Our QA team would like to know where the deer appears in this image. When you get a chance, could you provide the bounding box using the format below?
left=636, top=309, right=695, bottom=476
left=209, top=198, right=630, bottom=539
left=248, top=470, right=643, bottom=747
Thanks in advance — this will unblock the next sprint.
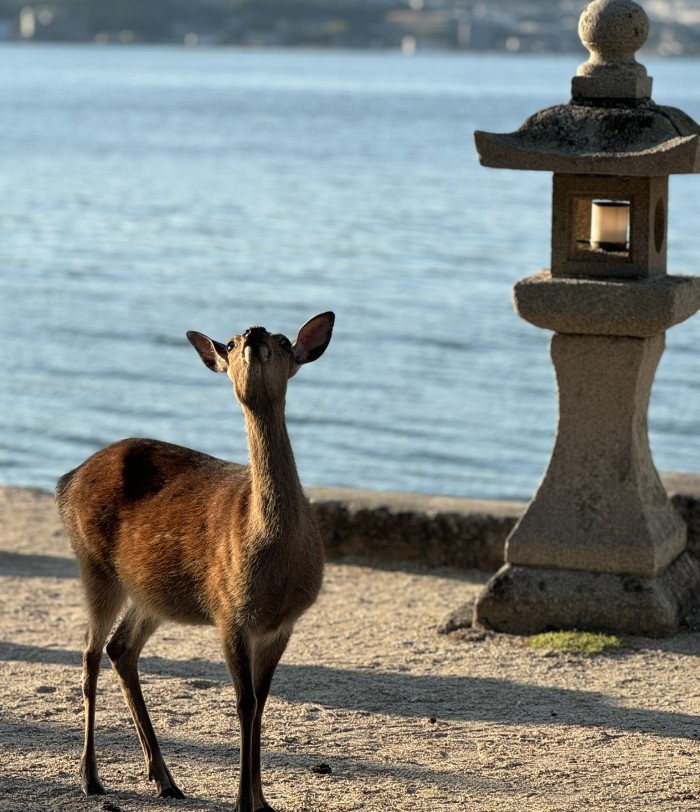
left=55, top=311, right=335, bottom=812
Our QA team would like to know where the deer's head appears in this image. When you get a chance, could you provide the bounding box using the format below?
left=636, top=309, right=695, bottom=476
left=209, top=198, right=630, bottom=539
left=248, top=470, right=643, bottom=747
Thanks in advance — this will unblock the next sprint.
left=187, top=312, right=335, bottom=409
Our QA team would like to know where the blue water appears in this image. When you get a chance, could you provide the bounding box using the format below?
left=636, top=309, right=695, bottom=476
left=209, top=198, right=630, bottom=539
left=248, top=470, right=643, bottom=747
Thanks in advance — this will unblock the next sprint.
left=1, top=44, right=699, bottom=500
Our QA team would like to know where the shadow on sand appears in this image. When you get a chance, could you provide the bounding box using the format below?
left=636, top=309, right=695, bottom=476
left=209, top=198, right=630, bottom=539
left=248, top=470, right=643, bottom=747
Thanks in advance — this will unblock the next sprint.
left=1, top=640, right=697, bottom=744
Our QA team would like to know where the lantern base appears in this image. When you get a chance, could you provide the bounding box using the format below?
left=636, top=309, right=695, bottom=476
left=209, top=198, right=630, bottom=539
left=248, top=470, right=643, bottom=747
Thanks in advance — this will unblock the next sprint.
left=473, top=552, right=700, bottom=638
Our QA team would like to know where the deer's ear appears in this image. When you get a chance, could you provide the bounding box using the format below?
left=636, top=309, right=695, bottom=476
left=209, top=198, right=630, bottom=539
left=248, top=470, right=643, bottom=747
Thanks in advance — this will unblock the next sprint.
left=292, top=312, right=335, bottom=366
left=186, top=331, right=229, bottom=373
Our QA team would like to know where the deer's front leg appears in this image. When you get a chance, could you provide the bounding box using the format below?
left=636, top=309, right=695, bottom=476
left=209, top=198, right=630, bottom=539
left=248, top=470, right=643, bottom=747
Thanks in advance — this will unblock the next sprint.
left=249, top=630, right=291, bottom=812
left=223, top=629, right=258, bottom=812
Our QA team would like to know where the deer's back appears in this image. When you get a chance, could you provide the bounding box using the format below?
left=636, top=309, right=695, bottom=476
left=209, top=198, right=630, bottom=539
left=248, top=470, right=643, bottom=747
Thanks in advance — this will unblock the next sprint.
left=56, top=438, right=324, bottom=630
left=56, top=438, right=253, bottom=624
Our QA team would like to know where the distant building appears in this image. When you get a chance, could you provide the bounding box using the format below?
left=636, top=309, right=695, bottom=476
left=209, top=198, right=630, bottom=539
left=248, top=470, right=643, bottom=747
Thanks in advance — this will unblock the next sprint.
left=5, top=0, right=700, bottom=55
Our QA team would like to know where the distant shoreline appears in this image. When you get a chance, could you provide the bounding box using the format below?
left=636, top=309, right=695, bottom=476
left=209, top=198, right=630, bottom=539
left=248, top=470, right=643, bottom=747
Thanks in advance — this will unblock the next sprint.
left=2, top=39, right=696, bottom=59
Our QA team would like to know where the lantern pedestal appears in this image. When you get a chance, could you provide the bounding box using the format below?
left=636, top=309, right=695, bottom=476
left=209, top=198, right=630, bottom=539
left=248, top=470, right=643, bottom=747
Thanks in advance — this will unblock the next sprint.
left=509, top=331, right=685, bottom=577
left=474, top=280, right=700, bottom=635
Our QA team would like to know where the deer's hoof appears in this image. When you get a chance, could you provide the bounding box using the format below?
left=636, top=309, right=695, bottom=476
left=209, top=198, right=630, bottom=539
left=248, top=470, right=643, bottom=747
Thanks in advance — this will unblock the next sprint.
left=80, top=775, right=106, bottom=796
left=159, top=785, right=186, bottom=799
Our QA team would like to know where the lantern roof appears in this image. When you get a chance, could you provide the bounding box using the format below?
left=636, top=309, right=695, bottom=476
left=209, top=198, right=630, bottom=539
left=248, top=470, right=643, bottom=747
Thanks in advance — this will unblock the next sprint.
left=475, top=0, right=700, bottom=176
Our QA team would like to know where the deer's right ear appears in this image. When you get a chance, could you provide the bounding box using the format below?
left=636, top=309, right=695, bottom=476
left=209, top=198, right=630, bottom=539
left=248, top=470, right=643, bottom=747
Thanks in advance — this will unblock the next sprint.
left=186, top=331, right=229, bottom=373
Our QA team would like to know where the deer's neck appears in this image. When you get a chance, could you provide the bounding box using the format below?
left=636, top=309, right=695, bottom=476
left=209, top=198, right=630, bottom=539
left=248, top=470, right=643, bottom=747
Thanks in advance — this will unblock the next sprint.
left=244, top=403, right=305, bottom=538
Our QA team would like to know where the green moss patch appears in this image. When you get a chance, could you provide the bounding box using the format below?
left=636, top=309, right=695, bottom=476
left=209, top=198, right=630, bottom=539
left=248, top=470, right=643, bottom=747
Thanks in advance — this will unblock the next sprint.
left=526, top=630, right=628, bottom=656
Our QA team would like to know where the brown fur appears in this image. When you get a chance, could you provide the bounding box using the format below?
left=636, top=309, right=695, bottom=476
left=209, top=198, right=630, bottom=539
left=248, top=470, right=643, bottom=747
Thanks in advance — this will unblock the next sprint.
left=55, top=313, right=334, bottom=811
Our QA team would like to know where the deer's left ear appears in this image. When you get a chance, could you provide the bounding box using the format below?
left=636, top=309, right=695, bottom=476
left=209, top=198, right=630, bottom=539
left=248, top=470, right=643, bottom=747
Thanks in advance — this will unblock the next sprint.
left=186, top=331, right=229, bottom=373
left=292, top=312, right=335, bottom=366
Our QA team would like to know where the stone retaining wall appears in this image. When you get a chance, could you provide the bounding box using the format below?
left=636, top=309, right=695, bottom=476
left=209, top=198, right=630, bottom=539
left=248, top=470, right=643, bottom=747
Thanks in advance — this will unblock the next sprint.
left=308, top=472, right=700, bottom=571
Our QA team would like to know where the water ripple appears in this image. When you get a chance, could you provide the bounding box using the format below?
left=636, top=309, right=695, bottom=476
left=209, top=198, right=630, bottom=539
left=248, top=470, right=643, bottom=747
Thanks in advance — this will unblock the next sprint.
left=1, top=46, right=699, bottom=498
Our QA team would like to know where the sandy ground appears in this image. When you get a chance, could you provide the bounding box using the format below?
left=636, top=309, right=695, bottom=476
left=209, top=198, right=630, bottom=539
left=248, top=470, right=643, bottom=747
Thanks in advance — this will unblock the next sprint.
left=1, top=486, right=700, bottom=812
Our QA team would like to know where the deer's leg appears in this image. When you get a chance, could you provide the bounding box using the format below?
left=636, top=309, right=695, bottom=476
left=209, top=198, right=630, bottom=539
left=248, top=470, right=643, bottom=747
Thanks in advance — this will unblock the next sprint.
left=222, top=628, right=258, bottom=812
left=79, top=569, right=125, bottom=796
left=106, top=606, right=184, bottom=799
left=250, top=631, right=291, bottom=812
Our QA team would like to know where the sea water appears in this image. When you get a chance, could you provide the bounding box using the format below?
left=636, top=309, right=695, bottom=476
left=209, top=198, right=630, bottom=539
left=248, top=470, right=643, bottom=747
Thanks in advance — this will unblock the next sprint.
left=1, top=44, right=698, bottom=499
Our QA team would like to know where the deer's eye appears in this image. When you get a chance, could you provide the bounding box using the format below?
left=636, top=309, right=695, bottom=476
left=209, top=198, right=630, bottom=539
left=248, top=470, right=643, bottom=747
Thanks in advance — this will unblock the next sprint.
left=226, top=340, right=236, bottom=353
left=278, top=336, right=292, bottom=352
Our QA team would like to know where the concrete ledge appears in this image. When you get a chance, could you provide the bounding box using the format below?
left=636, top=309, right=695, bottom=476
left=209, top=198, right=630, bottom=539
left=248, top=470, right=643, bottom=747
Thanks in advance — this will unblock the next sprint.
left=307, top=486, right=523, bottom=571
left=307, top=472, right=700, bottom=571
left=664, top=472, right=700, bottom=563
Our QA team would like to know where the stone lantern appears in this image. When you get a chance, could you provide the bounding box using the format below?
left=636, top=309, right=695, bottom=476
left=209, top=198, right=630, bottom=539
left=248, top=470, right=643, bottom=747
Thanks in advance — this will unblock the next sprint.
left=473, top=0, right=700, bottom=636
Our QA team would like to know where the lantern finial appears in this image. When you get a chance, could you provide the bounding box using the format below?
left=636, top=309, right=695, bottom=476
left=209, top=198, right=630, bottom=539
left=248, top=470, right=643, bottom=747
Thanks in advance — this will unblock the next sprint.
left=573, top=0, right=652, bottom=101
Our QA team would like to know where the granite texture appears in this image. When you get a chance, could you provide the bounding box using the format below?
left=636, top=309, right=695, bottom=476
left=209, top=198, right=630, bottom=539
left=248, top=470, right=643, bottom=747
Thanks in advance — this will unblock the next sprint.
left=473, top=552, right=700, bottom=637
left=514, top=271, right=700, bottom=336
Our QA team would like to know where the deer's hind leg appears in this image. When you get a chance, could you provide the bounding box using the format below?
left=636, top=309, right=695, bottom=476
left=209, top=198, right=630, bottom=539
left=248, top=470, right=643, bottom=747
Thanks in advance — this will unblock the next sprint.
left=105, top=604, right=184, bottom=799
left=78, top=562, right=127, bottom=795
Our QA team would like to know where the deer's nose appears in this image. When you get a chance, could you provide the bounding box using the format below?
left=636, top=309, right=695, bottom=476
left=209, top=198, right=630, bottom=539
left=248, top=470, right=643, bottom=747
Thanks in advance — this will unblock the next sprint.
left=242, top=327, right=270, bottom=365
